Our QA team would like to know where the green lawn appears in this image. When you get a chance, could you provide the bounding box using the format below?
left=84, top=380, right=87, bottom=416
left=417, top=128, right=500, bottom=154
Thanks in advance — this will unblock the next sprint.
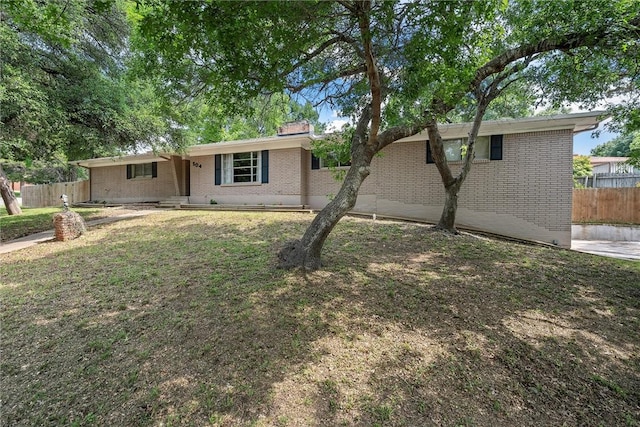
left=0, top=207, right=140, bottom=242
left=1, top=210, right=638, bottom=426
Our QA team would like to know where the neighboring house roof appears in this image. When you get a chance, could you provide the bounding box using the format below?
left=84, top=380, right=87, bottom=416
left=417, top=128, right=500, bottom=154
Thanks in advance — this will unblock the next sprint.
left=71, top=111, right=606, bottom=168
left=588, top=156, right=639, bottom=175
left=589, top=157, right=630, bottom=165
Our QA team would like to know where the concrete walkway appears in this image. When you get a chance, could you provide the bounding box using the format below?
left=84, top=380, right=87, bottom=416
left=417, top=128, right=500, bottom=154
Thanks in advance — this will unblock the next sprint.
left=0, top=210, right=160, bottom=255
left=571, top=240, right=640, bottom=261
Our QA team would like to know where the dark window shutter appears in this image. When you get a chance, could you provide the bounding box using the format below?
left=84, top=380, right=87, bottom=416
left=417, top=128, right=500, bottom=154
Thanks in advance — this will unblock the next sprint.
left=151, top=162, right=158, bottom=178
left=261, top=150, right=269, bottom=183
left=490, top=135, right=503, bottom=160
left=426, top=141, right=434, bottom=164
left=214, top=154, right=221, bottom=185
left=126, top=164, right=132, bottom=179
left=311, top=152, right=320, bottom=169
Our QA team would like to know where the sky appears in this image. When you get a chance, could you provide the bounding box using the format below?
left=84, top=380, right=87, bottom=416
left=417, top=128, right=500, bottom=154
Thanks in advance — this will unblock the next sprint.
left=319, top=109, right=619, bottom=156
left=573, top=122, right=618, bottom=155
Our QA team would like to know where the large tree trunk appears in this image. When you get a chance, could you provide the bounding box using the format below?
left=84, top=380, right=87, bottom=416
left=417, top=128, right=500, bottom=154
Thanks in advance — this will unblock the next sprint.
left=436, top=181, right=461, bottom=233
left=428, top=91, right=494, bottom=235
left=278, top=155, right=372, bottom=270
left=0, top=166, right=22, bottom=215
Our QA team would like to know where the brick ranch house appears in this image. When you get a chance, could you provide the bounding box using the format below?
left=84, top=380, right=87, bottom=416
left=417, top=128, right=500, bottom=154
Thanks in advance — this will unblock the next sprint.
left=72, top=111, right=604, bottom=248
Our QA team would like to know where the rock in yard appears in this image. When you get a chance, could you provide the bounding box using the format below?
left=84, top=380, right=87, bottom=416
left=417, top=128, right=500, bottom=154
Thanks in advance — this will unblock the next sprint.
left=53, top=211, right=87, bottom=241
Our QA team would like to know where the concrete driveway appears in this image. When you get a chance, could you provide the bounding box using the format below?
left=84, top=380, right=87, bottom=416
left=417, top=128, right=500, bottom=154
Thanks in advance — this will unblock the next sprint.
left=571, top=240, right=640, bottom=261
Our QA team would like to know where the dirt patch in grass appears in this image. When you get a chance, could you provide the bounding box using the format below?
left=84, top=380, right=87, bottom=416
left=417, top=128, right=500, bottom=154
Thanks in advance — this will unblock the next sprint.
left=1, top=211, right=638, bottom=426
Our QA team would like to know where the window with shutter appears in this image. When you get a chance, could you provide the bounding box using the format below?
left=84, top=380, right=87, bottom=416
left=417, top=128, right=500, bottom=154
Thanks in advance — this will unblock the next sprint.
left=311, top=153, right=320, bottom=170
left=490, top=135, right=503, bottom=160
left=426, top=136, right=502, bottom=163
left=126, top=162, right=156, bottom=179
left=217, top=152, right=262, bottom=184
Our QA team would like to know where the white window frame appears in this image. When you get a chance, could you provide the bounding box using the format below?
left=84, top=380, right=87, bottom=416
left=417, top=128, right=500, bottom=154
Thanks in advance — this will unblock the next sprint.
left=443, top=136, right=491, bottom=162
left=222, top=151, right=261, bottom=184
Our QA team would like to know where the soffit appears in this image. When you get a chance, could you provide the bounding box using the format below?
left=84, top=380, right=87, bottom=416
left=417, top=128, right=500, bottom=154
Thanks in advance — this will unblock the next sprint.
left=187, top=134, right=315, bottom=157
left=396, top=111, right=607, bottom=142
left=70, top=153, right=171, bottom=168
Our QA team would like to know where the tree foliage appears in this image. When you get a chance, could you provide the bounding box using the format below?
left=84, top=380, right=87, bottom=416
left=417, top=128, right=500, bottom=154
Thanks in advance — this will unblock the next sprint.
left=591, top=132, right=636, bottom=157
left=2, top=159, right=87, bottom=185
left=627, top=132, right=640, bottom=168
left=0, top=0, right=181, bottom=163
left=572, top=155, right=593, bottom=188
left=187, top=93, right=324, bottom=144
left=1, top=0, right=188, bottom=214
left=590, top=131, right=640, bottom=169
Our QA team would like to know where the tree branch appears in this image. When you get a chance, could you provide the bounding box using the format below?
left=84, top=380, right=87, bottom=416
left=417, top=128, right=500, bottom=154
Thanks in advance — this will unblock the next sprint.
left=289, top=35, right=344, bottom=71
left=285, top=64, right=366, bottom=93
left=425, top=120, right=455, bottom=187
left=429, top=17, right=639, bottom=118
left=356, top=0, right=382, bottom=147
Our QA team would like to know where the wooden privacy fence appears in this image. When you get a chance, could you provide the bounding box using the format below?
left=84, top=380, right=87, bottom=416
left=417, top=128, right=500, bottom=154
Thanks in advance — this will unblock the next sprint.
left=22, top=180, right=90, bottom=208
left=573, top=188, right=640, bottom=224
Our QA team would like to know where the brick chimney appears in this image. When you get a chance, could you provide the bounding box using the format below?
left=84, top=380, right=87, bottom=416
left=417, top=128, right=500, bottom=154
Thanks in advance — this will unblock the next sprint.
left=277, top=120, right=314, bottom=136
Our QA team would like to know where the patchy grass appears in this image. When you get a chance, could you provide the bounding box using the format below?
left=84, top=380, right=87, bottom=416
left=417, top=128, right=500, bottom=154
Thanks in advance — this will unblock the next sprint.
left=0, top=207, right=143, bottom=242
left=1, top=210, right=638, bottom=426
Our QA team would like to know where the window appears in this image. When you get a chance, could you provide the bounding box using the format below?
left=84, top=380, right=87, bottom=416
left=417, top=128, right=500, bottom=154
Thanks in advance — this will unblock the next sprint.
left=311, top=153, right=351, bottom=169
left=443, top=136, right=491, bottom=162
left=320, top=156, right=351, bottom=169
left=126, top=162, right=157, bottom=179
left=443, top=139, right=464, bottom=162
left=223, top=151, right=260, bottom=183
left=215, top=151, right=269, bottom=185
left=427, top=135, right=502, bottom=164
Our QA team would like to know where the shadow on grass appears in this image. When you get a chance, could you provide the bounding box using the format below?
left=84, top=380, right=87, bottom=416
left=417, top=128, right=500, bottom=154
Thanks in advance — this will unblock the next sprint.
left=1, top=211, right=638, bottom=426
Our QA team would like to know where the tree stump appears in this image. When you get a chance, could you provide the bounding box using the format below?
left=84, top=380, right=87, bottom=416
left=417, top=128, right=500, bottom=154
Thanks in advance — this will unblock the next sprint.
left=53, top=211, right=87, bottom=241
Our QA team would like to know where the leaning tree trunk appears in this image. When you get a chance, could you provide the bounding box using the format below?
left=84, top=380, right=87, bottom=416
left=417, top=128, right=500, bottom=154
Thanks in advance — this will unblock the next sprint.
left=0, top=166, right=22, bottom=215
left=436, top=180, right=462, bottom=234
left=278, top=154, right=373, bottom=271
left=428, top=89, right=493, bottom=235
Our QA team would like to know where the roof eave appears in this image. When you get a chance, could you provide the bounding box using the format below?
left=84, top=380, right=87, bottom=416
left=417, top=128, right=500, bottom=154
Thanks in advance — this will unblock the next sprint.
left=396, top=111, right=607, bottom=143
left=187, top=134, right=316, bottom=157
left=70, top=153, right=172, bottom=168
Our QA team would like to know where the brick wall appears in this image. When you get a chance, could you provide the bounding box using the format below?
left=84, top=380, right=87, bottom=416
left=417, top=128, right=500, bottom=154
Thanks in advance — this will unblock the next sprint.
left=307, top=129, right=573, bottom=247
left=188, top=148, right=305, bottom=205
left=88, top=129, right=574, bottom=246
left=90, top=161, right=176, bottom=203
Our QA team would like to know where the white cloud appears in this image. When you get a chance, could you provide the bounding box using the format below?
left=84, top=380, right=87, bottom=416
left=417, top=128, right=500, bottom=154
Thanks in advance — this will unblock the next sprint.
left=325, top=119, right=349, bottom=133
